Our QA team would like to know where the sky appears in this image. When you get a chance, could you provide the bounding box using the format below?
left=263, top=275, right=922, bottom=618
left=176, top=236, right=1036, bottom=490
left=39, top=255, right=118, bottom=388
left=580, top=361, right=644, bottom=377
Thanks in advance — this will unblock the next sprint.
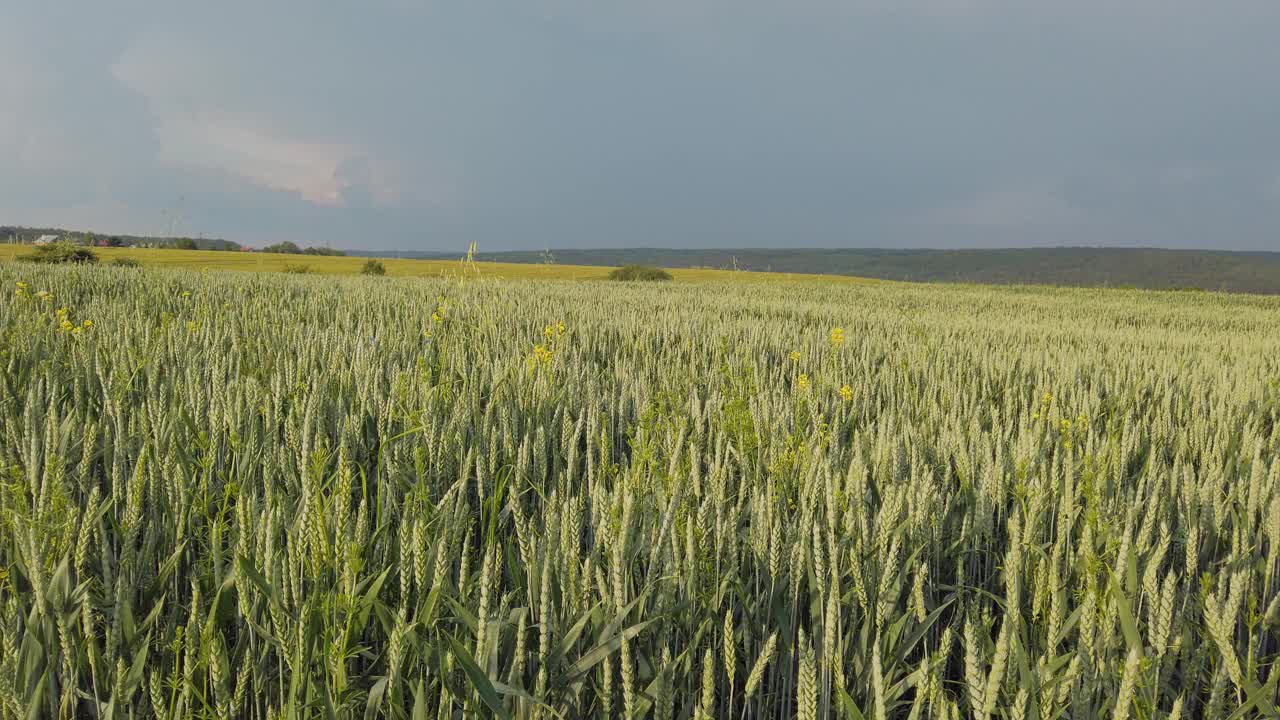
left=2, top=2, right=1279, bottom=252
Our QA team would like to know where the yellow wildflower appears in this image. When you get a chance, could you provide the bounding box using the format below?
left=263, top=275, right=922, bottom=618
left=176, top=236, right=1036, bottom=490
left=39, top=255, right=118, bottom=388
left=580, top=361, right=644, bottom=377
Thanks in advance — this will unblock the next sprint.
left=838, top=385, right=853, bottom=402
left=796, top=373, right=810, bottom=392
left=830, top=327, right=845, bottom=348
left=36, top=290, right=51, bottom=301
left=431, top=299, right=448, bottom=324
left=82, top=320, right=93, bottom=329
left=789, top=350, right=801, bottom=363
left=527, top=343, right=554, bottom=368
left=182, top=291, right=191, bottom=298
left=186, top=321, right=198, bottom=332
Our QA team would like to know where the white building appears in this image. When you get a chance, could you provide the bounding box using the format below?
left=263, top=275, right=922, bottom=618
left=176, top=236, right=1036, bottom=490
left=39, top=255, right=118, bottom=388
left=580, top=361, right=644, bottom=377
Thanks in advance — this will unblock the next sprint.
left=33, top=234, right=59, bottom=245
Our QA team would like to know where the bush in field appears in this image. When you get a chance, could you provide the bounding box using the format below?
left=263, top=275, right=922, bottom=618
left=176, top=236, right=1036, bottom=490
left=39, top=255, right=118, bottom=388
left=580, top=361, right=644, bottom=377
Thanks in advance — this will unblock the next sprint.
left=361, top=259, right=387, bottom=276
left=608, top=264, right=672, bottom=281
left=18, top=242, right=98, bottom=264
left=263, top=241, right=303, bottom=254
left=282, top=263, right=313, bottom=274
left=1, top=262, right=1278, bottom=718
left=111, top=257, right=142, bottom=268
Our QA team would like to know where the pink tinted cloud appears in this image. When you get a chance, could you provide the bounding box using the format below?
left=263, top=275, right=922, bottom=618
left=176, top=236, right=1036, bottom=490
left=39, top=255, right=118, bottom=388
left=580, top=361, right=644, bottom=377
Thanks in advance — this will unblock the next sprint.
left=111, top=34, right=394, bottom=208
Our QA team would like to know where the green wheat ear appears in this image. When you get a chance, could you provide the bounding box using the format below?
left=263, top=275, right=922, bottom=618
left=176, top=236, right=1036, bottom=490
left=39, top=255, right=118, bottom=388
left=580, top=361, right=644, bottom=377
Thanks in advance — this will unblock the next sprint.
left=0, top=260, right=1275, bottom=717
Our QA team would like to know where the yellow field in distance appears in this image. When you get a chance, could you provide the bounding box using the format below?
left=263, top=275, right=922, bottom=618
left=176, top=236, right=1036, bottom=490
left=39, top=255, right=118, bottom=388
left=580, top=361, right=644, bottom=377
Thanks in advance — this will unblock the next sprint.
left=0, top=245, right=879, bottom=285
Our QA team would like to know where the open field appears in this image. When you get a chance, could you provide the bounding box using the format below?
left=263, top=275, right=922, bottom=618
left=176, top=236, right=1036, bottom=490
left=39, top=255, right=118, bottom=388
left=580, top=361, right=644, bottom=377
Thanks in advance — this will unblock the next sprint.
left=2, top=263, right=1280, bottom=718
left=0, top=245, right=881, bottom=286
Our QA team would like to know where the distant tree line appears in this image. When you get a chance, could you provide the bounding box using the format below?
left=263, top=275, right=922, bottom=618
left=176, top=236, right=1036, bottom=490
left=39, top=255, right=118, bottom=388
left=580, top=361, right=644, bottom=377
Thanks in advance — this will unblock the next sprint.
left=261, top=241, right=345, bottom=256
left=2, top=225, right=342, bottom=256
left=468, top=247, right=1280, bottom=295
left=3, top=226, right=241, bottom=251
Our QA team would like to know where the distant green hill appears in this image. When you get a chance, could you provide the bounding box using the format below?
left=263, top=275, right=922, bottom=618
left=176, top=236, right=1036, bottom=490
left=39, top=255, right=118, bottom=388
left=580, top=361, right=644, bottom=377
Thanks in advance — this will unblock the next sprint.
left=452, top=247, right=1280, bottom=294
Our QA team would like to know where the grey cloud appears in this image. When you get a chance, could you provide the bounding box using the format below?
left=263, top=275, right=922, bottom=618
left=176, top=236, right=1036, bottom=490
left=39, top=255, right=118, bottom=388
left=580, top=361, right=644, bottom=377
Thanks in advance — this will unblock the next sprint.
left=1, top=2, right=1278, bottom=250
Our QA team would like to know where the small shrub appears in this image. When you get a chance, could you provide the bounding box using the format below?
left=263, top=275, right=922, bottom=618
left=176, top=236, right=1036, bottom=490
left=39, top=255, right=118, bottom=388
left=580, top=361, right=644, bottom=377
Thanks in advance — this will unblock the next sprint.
left=608, top=264, right=673, bottom=282
left=111, top=257, right=142, bottom=268
left=283, top=264, right=313, bottom=274
left=19, top=243, right=98, bottom=265
left=361, top=259, right=387, bottom=276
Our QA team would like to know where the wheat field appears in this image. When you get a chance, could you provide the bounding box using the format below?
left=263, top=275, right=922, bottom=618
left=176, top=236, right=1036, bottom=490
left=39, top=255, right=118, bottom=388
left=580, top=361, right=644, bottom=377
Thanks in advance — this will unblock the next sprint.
left=2, top=262, right=1279, bottom=718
